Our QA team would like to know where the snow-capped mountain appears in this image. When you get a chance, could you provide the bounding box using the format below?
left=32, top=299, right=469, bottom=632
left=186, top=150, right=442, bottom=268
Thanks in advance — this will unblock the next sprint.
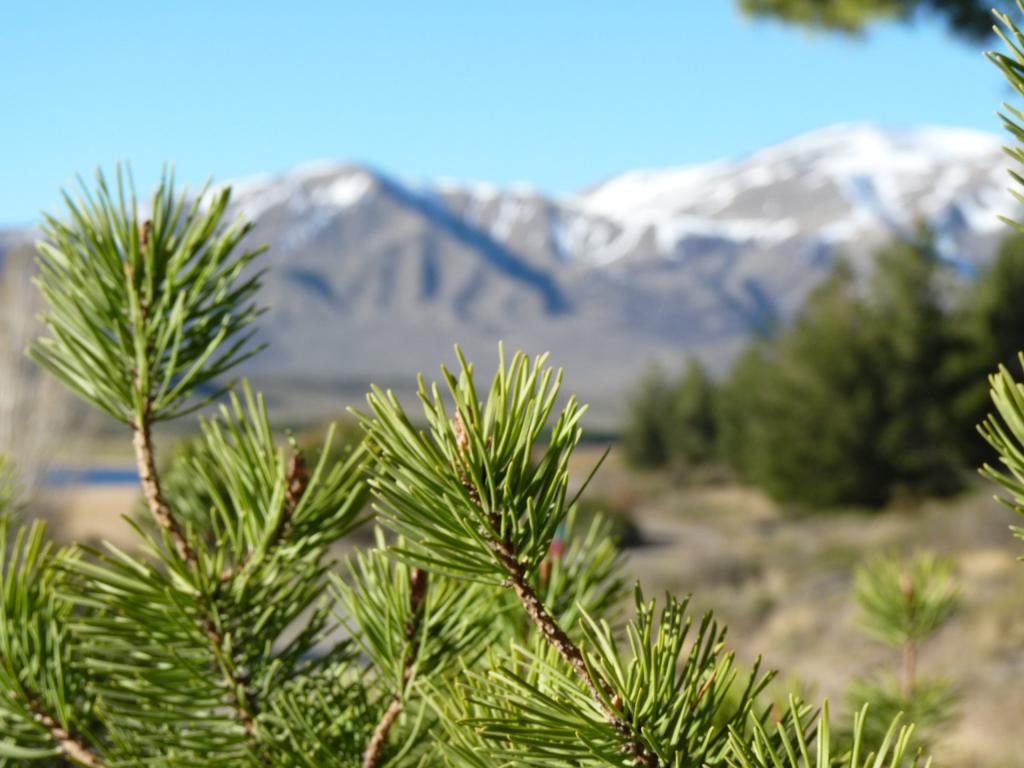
left=1, top=124, right=1017, bottom=421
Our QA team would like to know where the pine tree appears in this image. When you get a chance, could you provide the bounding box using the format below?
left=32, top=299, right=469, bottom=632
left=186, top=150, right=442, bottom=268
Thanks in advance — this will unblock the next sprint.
left=621, top=364, right=674, bottom=469
left=846, top=552, right=959, bottom=753
left=717, top=232, right=967, bottom=508
left=666, top=358, right=717, bottom=471
left=621, top=358, right=717, bottom=473
left=867, top=231, right=963, bottom=497
left=719, top=259, right=891, bottom=506
left=0, top=167, right=926, bottom=767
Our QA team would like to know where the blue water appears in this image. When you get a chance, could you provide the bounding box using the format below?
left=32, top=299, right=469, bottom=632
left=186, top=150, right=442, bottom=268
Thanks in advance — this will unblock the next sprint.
left=45, top=466, right=139, bottom=487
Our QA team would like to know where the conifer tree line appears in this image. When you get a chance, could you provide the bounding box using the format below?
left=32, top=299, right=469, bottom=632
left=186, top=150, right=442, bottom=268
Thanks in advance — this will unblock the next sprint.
left=6, top=4, right=1024, bottom=766
left=623, top=228, right=1024, bottom=507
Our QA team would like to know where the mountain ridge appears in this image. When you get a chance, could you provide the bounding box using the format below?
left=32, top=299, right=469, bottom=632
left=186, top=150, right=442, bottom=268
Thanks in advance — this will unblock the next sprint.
left=1, top=124, right=1018, bottom=423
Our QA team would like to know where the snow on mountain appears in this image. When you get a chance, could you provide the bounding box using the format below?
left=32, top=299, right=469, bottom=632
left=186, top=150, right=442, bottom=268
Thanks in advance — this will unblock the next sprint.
left=2, top=124, right=1018, bottom=422
left=574, top=124, right=1010, bottom=266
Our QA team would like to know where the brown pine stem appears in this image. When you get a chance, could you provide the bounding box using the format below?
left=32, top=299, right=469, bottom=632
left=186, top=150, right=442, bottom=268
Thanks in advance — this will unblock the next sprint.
left=899, top=570, right=917, bottom=700
left=28, top=699, right=104, bottom=768
left=493, top=538, right=657, bottom=767
left=362, top=567, right=429, bottom=768
left=132, top=417, right=194, bottom=563
left=132, top=408, right=270, bottom=750
left=451, top=416, right=656, bottom=765
left=901, top=640, right=917, bottom=700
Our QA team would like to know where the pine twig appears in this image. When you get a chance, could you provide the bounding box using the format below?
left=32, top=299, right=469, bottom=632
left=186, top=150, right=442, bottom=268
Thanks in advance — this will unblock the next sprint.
left=132, top=415, right=194, bottom=564
left=494, top=538, right=657, bottom=767
left=131, top=410, right=321, bottom=750
left=451, top=415, right=657, bottom=767
left=205, top=451, right=313, bottom=746
left=27, top=698, right=104, bottom=768
left=362, top=567, right=429, bottom=768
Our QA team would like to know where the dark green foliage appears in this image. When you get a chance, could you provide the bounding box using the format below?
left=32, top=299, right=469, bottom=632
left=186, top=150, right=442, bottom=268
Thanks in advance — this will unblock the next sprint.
left=667, top=359, right=718, bottom=469
left=948, top=233, right=1024, bottom=462
left=729, top=260, right=888, bottom=506
left=714, top=345, right=769, bottom=484
left=738, top=0, right=1008, bottom=41
left=717, top=234, right=967, bottom=508
left=963, top=233, right=1024, bottom=376
left=867, top=234, right=963, bottom=497
left=622, top=365, right=674, bottom=469
left=621, top=358, right=716, bottom=472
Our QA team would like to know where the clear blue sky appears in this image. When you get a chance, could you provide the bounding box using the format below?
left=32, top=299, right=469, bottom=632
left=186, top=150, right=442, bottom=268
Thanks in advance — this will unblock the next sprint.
left=0, top=1, right=1010, bottom=227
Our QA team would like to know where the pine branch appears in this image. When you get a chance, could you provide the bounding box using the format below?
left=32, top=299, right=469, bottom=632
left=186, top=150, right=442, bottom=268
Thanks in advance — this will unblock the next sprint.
left=451, top=415, right=656, bottom=766
left=492, top=528, right=657, bottom=766
left=362, top=567, right=429, bottom=768
left=130, top=404, right=272, bottom=749
left=26, top=697, right=104, bottom=768
left=218, top=449, right=310, bottom=583
left=132, top=413, right=194, bottom=563
left=198, top=610, right=260, bottom=737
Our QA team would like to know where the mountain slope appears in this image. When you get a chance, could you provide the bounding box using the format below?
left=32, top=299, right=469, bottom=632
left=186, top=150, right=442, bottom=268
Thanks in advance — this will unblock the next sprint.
left=2, top=124, right=1017, bottom=422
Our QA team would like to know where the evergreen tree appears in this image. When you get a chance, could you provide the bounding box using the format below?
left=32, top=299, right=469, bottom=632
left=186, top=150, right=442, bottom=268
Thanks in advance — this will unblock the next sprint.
left=621, top=364, right=674, bottom=469
left=621, top=358, right=717, bottom=473
left=720, top=259, right=890, bottom=506
left=867, top=232, right=963, bottom=496
left=846, top=552, right=959, bottom=753
left=717, top=233, right=965, bottom=508
left=964, top=232, right=1024, bottom=373
left=948, top=231, right=1024, bottom=461
left=667, top=358, right=718, bottom=469
left=715, top=343, right=770, bottom=482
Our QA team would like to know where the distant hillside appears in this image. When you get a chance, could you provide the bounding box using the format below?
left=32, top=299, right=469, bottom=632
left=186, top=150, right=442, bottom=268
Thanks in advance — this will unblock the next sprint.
left=2, top=124, right=1018, bottom=424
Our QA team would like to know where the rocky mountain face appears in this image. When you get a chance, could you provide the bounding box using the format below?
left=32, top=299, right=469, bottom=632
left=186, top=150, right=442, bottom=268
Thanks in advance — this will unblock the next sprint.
left=2, top=124, right=1017, bottom=422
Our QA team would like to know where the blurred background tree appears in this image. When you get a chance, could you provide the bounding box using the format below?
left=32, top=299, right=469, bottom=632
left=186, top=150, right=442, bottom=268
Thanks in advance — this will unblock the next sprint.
left=622, top=227, right=1024, bottom=508
left=621, top=358, right=717, bottom=474
left=621, top=364, right=674, bottom=469
left=666, top=358, right=718, bottom=468
left=948, top=232, right=1024, bottom=462
left=846, top=551, right=960, bottom=753
left=737, top=0, right=1012, bottom=41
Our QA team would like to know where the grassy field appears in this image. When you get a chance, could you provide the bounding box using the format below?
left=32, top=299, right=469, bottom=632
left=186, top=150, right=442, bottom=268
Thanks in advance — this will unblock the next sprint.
left=32, top=444, right=1024, bottom=766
